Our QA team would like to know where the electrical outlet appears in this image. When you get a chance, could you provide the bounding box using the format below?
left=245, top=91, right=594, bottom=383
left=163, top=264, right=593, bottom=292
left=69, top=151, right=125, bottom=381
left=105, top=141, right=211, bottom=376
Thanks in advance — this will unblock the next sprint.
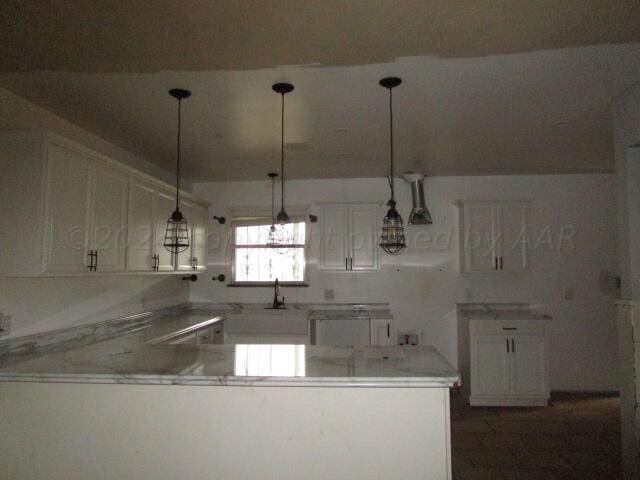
left=0, top=314, right=11, bottom=337
left=398, top=332, right=419, bottom=346
left=324, top=289, right=335, bottom=301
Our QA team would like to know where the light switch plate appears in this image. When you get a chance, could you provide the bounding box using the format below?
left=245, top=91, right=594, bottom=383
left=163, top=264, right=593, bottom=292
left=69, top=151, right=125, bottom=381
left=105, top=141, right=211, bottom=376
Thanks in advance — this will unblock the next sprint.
left=0, top=314, right=11, bottom=337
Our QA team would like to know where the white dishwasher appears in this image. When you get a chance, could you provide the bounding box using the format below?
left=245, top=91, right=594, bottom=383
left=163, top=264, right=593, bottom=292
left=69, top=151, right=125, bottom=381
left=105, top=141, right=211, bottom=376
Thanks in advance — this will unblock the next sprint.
left=315, top=319, right=370, bottom=346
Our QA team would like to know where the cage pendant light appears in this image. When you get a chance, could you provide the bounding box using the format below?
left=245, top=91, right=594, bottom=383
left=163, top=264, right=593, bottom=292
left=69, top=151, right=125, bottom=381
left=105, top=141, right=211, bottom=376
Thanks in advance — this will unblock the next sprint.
left=379, top=77, right=406, bottom=255
left=266, top=172, right=291, bottom=254
left=273, top=82, right=294, bottom=225
left=163, top=88, right=191, bottom=254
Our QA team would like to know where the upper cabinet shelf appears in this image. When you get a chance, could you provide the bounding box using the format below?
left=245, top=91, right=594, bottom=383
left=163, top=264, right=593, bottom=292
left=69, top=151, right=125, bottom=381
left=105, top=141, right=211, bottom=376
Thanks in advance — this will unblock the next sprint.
left=456, top=200, right=530, bottom=273
left=0, top=131, right=209, bottom=277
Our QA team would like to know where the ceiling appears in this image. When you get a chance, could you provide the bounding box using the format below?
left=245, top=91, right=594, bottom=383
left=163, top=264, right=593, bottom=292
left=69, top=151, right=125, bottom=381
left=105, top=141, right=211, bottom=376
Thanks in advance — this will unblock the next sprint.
left=2, top=0, right=639, bottom=73
left=1, top=1, right=640, bottom=182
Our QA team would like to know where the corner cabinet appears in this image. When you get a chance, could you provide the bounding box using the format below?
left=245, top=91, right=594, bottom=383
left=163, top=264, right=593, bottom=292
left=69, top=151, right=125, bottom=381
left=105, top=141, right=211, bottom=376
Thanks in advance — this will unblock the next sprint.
left=318, top=203, right=379, bottom=272
left=457, top=201, right=529, bottom=273
left=0, top=131, right=209, bottom=276
left=470, top=319, right=549, bottom=406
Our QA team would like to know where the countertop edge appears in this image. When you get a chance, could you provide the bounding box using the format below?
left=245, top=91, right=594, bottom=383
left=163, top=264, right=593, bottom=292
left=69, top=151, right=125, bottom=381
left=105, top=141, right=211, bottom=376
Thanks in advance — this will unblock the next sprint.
left=0, top=372, right=461, bottom=388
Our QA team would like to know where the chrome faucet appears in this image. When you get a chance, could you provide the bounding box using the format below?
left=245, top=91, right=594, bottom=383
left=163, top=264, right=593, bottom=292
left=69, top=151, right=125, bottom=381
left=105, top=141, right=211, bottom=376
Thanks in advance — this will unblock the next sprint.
left=272, top=278, right=286, bottom=309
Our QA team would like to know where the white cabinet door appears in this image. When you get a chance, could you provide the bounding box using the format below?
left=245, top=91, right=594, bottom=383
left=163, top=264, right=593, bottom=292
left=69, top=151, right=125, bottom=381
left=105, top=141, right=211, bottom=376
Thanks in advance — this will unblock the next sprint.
left=315, top=319, right=371, bottom=346
left=176, top=200, right=195, bottom=271
left=126, top=179, right=155, bottom=272
left=349, top=204, right=379, bottom=271
left=192, top=205, right=208, bottom=271
left=497, top=203, right=528, bottom=272
left=319, top=205, right=349, bottom=270
left=511, top=335, right=547, bottom=396
left=43, top=144, right=92, bottom=273
left=462, top=203, right=498, bottom=272
left=471, top=334, right=511, bottom=396
left=153, top=190, right=176, bottom=271
left=370, top=319, right=392, bottom=346
left=92, top=165, right=128, bottom=272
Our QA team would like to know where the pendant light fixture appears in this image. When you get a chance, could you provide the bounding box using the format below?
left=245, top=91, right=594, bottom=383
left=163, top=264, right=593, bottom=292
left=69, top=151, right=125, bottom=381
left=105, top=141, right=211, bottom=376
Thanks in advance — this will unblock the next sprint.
left=163, top=88, right=191, bottom=254
left=266, top=172, right=290, bottom=254
left=378, top=77, right=406, bottom=255
left=273, top=82, right=294, bottom=225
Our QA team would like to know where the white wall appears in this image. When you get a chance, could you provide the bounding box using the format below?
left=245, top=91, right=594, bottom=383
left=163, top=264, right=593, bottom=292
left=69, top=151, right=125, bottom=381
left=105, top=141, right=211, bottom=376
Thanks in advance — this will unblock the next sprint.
left=192, top=174, right=619, bottom=391
left=0, top=276, right=189, bottom=338
left=613, top=82, right=640, bottom=479
left=614, top=84, right=640, bottom=299
left=0, top=88, right=190, bottom=337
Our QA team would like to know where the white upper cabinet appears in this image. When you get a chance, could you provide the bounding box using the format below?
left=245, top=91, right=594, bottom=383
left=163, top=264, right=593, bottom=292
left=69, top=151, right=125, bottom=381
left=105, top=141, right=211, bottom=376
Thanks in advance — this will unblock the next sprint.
left=91, top=164, right=128, bottom=272
left=153, top=190, right=178, bottom=272
left=126, top=179, right=156, bottom=272
left=191, top=204, right=208, bottom=272
left=43, top=143, right=93, bottom=273
left=318, top=203, right=379, bottom=272
left=349, top=204, right=379, bottom=271
left=318, top=204, right=349, bottom=270
left=457, top=201, right=529, bottom=273
left=498, top=203, right=529, bottom=272
left=0, top=131, right=209, bottom=276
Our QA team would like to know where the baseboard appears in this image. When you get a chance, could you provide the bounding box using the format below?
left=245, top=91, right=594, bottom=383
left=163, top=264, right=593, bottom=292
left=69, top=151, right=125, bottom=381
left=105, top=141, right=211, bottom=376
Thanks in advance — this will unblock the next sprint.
left=470, top=395, right=549, bottom=407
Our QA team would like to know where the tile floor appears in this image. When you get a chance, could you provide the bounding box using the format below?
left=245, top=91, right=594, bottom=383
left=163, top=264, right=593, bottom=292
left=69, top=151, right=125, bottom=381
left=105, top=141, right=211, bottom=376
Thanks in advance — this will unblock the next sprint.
left=451, top=392, right=623, bottom=479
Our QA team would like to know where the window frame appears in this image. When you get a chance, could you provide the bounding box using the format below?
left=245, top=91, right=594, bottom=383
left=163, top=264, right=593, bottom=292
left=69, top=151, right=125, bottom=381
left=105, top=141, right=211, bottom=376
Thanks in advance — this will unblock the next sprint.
left=228, top=206, right=309, bottom=287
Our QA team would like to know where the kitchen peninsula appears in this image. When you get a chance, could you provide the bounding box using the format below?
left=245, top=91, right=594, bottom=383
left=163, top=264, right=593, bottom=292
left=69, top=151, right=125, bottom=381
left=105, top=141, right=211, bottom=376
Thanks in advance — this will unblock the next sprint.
left=0, top=305, right=460, bottom=480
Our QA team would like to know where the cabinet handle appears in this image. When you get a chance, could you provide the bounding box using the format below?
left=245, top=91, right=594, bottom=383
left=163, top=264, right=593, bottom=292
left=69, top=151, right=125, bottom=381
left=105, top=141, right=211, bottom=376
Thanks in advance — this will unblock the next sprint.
left=494, top=257, right=498, bottom=270
left=512, top=338, right=515, bottom=353
left=87, top=250, right=95, bottom=271
left=94, top=250, right=98, bottom=271
left=345, top=257, right=348, bottom=270
left=506, top=338, right=510, bottom=353
left=387, top=323, right=390, bottom=337
left=500, top=256, right=503, bottom=270
left=502, top=327, right=517, bottom=331
left=349, top=257, right=353, bottom=271
left=192, top=257, right=198, bottom=270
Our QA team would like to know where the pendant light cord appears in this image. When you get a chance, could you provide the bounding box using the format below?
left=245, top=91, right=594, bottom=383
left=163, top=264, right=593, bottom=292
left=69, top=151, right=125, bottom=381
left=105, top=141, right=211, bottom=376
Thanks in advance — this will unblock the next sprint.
left=271, top=175, right=275, bottom=225
left=280, top=92, right=286, bottom=211
left=388, top=87, right=395, bottom=202
left=175, top=97, right=182, bottom=211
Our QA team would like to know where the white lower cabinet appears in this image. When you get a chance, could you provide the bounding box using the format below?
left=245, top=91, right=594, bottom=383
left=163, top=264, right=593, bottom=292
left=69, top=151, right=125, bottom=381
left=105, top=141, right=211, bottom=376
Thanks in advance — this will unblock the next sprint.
left=314, top=317, right=394, bottom=346
left=370, top=318, right=393, bottom=346
left=470, top=319, right=549, bottom=406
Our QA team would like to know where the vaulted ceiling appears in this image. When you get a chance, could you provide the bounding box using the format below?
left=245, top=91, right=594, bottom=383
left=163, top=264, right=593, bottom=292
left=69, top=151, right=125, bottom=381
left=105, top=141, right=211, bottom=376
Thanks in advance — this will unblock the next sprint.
left=1, top=1, right=640, bottom=181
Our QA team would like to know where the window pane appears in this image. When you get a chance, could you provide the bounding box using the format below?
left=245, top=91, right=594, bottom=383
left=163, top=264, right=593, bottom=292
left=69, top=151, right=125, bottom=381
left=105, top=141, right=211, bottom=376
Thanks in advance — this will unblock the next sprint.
left=234, top=222, right=305, bottom=246
left=234, top=247, right=305, bottom=282
left=235, top=226, right=248, bottom=245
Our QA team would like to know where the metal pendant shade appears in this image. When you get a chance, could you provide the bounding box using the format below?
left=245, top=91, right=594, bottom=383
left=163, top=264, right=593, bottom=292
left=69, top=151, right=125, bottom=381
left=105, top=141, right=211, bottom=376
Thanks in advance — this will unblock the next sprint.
left=266, top=172, right=291, bottom=254
left=379, top=77, right=406, bottom=255
left=163, top=88, right=191, bottom=254
left=273, top=82, right=293, bottom=225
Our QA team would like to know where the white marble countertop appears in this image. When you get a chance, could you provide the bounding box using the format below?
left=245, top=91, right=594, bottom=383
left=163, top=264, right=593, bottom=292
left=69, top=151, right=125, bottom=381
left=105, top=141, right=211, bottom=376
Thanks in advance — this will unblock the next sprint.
left=308, top=309, right=394, bottom=321
left=0, top=312, right=459, bottom=388
left=459, top=310, right=551, bottom=320
left=457, top=303, right=551, bottom=321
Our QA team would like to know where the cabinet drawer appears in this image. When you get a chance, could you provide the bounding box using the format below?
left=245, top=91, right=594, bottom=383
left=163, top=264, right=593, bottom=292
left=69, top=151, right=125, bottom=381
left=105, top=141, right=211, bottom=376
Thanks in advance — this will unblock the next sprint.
left=470, top=319, right=545, bottom=336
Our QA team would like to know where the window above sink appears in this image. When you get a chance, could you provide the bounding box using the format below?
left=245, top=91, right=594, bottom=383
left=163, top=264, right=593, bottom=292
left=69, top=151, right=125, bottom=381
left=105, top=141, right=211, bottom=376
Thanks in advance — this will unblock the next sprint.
left=230, top=207, right=308, bottom=286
